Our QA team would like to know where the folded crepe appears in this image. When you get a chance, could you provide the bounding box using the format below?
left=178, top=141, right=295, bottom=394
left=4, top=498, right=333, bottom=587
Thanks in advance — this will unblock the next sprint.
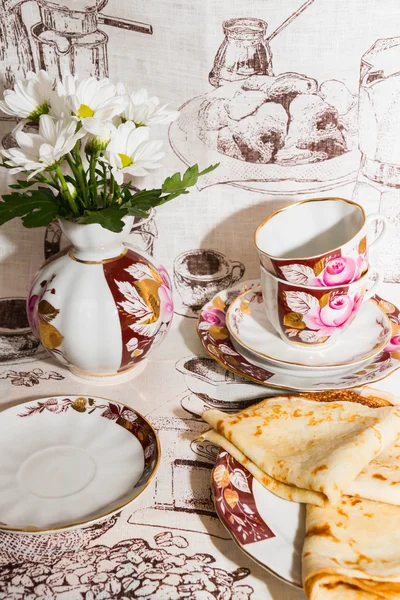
left=201, top=396, right=400, bottom=507
left=303, top=497, right=400, bottom=599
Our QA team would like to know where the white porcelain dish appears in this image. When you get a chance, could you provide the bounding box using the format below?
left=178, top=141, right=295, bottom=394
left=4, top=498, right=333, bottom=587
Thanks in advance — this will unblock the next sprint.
left=0, top=396, right=159, bottom=533
left=226, top=286, right=391, bottom=373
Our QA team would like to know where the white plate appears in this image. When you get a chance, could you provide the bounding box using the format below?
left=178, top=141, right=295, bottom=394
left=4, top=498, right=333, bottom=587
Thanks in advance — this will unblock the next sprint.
left=0, top=396, right=160, bottom=533
left=212, top=448, right=303, bottom=589
left=226, top=287, right=391, bottom=372
left=197, top=280, right=400, bottom=391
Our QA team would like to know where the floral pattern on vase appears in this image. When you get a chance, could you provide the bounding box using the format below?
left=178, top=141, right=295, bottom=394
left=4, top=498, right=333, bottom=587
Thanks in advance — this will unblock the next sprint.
left=104, top=251, right=174, bottom=371
left=27, top=220, right=174, bottom=381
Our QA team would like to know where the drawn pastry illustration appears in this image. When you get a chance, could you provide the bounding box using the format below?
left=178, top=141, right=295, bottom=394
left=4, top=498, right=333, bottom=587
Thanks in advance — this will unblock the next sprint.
left=169, top=9, right=360, bottom=194
left=0, top=530, right=254, bottom=599
left=173, top=249, right=245, bottom=317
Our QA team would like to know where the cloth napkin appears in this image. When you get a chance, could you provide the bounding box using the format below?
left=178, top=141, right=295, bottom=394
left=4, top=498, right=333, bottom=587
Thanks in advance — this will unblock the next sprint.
left=201, top=396, right=400, bottom=507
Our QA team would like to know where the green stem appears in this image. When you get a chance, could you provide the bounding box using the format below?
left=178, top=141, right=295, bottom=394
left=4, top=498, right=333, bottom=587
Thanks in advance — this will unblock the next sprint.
left=34, top=173, right=59, bottom=191
left=109, top=172, right=115, bottom=204
left=89, top=152, right=98, bottom=209
left=65, top=154, right=85, bottom=210
left=55, top=165, right=79, bottom=217
left=102, top=163, right=108, bottom=208
left=73, top=141, right=89, bottom=208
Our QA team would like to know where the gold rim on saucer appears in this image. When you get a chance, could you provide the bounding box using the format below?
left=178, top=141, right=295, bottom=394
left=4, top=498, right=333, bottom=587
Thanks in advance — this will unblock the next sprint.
left=0, top=396, right=160, bottom=534
left=225, top=286, right=392, bottom=369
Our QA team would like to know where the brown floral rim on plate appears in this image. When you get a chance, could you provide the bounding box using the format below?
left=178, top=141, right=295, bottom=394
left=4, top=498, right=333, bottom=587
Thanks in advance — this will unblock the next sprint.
left=0, top=396, right=160, bottom=533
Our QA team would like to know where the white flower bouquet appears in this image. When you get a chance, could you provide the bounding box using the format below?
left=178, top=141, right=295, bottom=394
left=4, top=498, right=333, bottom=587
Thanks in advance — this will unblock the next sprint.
left=0, top=71, right=217, bottom=232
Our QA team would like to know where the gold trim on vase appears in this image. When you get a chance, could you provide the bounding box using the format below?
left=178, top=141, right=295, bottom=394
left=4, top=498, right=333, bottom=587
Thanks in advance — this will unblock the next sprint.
left=0, top=396, right=161, bottom=534
left=254, top=197, right=367, bottom=260
left=68, top=247, right=128, bottom=264
left=225, top=287, right=391, bottom=369
left=70, top=364, right=141, bottom=378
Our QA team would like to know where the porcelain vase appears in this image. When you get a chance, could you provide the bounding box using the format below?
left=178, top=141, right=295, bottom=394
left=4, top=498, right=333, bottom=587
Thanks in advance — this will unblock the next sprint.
left=26, top=217, right=174, bottom=384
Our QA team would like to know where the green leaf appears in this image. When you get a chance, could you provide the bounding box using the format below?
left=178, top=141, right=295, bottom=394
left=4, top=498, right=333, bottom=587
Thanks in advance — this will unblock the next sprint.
left=162, top=163, right=219, bottom=195
left=9, top=179, right=36, bottom=190
left=199, top=163, right=220, bottom=176
left=0, top=190, right=60, bottom=228
left=75, top=205, right=128, bottom=232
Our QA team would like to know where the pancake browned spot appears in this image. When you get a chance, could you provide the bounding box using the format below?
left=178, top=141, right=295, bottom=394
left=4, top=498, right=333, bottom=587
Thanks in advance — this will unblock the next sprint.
left=372, top=473, right=387, bottom=480
left=311, top=464, right=329, bottom=475
left=254, top=425, right=262, bottom=437
left=305, top=524, right=339, bottom=543
left=299, top=390, right=393, bottom=407
left=349, top=498, right=362, bottom=506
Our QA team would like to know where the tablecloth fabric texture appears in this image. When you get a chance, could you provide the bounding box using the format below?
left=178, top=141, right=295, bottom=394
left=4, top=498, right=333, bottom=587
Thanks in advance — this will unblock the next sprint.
left=1, top=1, right=400, bottom=599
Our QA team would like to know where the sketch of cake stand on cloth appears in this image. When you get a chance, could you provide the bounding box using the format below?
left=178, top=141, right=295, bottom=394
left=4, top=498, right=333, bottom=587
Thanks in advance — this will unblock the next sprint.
left=170, top=78, right=361, bottom=195
left=169, top=17, right=361, bottom=195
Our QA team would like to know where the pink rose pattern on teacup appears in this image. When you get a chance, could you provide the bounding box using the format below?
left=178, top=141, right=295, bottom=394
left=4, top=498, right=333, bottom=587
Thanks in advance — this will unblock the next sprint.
left=281, top=287, right=363, bottom=345
left=270, top=236, right=368, bottom=287
left=385, top=334, right=400, bottom=353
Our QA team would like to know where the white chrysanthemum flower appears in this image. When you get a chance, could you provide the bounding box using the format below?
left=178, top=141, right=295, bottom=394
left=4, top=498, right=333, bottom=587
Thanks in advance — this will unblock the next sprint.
left=85, top=122, right=116, bottom=154
left=49, top=89, right=73, bottom=123
left=120, top=88, right=179, bottom=126
left=104, top=121, right=164, bottom=184
left=58, top=72, right=125, bottom=137
left=1, top=114, right=85, bottom=178
left=0, top=70, right=54, bottom=121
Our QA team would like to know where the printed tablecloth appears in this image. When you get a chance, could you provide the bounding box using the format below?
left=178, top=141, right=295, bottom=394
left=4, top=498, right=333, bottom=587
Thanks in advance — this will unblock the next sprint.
left=1, top=1, right=400, bottom=598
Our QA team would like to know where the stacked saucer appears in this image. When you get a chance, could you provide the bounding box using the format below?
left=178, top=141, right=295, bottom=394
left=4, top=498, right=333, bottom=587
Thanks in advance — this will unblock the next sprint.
left=197, top=198, right=400, bottom=392
left=226, top=285, right=391, bottom=379
left=197, top=279, right=400, bottom=392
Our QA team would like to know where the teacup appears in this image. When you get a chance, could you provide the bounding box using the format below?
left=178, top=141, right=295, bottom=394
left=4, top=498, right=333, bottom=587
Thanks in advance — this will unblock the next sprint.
left=255, top=198, right=388, bottom=286
left=174, top=249, right=245, bottom=310
left=260, top=264, right=382, bottom=348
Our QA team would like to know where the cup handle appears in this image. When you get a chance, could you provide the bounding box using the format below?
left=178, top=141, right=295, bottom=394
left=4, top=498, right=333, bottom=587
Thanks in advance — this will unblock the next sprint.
left=364, top=266, right=383, bottom=301
left=231, top=261, right=245, bottom=284
left=366, top=213, right=389, bottom=250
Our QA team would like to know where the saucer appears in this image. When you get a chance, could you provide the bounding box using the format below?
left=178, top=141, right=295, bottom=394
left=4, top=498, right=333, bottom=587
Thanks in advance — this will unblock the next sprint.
left=197, top=280, right=400, bottom=392
left=0, top=396, right=160, bottom=532
left=226, top=287, right=391, bottom=372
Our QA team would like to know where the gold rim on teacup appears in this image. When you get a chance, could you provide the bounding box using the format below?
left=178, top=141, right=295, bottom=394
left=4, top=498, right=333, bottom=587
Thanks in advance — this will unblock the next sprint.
left=254, top=197, right=367, bottom=261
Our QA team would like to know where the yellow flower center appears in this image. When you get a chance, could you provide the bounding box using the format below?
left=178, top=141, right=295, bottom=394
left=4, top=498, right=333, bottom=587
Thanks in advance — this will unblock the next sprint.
left=78, top=104, right=95, bottom=118
left=118, top=153, right=133, bottom=168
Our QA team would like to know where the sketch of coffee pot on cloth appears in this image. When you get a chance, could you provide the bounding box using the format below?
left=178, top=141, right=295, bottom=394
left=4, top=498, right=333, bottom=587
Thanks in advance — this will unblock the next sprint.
left=0, top=0, right=153, bottom=82
left=0, top=0, right=34, bottom=88
left=209, top=0, right=316, bottom=87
